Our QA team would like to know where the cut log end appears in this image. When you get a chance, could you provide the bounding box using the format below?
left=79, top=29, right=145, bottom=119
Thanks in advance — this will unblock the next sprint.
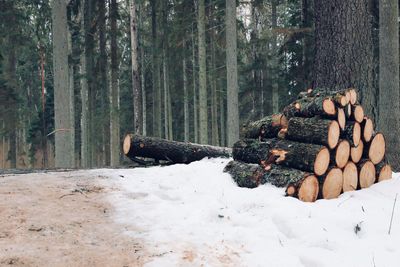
left=353, top=105, right=364, bottom=123
left=350, top=140, right=363, bottom=164
left=363, top=118, right=373, bottom=142
left=378, top=164, right=392, bottom=182
left=337, top=108, right=346, bottom=130
left=359, top=161, right=376, bottom=188
left=298, top=175, right=319, bottom=202
left=123, top=134, right=132, bottom=155
left=349, top=89, right=357, bottom=105
left=343, top=161, right=358, bottom=192
left=369, top=133, right=386, bottom=164
left=279, top=114, right=289, bottom=129
left=335, top=140, right=350, bottom=169
left=314, top=147, right=330, bottom=176
left=328, top=120, right=340, bottom=149
left=353, top=122, right=361, bottom=147
left=323, top=98, right=336, bottom=115
left=322, top=168, right=343, bottom=199
left=345, top=91, right=351, bottom=103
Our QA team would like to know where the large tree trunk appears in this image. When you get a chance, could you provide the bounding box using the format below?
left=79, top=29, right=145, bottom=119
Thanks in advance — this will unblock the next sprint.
left=226, top=0, right=239, bottom=147
left=52, top=0, right=75, bottom=168
left=198, top=0, right=208, bottom=144
left=123, top=134, right=231, bottom=164
left=313, top=0, right=375, bottom=120
left=110, top=0, right=120, bottom=167
left=130, top=0, right=143, bottom=135
left=378, top=0, right=400, bottom=171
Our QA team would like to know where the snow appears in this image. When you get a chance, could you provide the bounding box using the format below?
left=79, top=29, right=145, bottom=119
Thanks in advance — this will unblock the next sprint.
left=103, top=158, right=400, bottom=267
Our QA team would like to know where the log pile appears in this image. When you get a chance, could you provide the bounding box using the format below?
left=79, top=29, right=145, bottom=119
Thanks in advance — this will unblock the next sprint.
left=224, top=88, right=392, bottom=202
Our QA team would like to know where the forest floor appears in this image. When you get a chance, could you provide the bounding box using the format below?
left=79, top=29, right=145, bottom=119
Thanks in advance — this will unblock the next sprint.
left=1, top=158, right=400, bottom=267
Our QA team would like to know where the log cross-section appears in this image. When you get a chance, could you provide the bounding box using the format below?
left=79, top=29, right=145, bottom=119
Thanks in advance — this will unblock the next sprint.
left=363, top=133, right=386, bottom=164
left=318, top=167, right=343, bottom=199
left=358, top=160, right=376, bottom=189
left=123, top=134, right=231, bottom=164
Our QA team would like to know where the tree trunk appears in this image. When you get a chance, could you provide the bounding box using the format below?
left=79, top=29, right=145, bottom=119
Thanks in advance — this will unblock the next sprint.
left=286, top=117, right=340, bottom=149
left=240, top=114, right=287, bottom=139
left=313, top=0, right=374, bottom=120
left=183, top=50, right=189, bottom=142
left=232, top=138, right=330, bottom=176
left=271, top=0, right=279, bottom=113
left=123, top=134, right=231, bottom=164
left=138, top=2, right=146, bottom=136
left=198, top=0, right=208, bottom=144
left=151, top=0, right=161, bottom=138
left=192, top=25, right=199, bottom=143
left=110, top=0, right=120, bottom=167
left=52, top=0, right=75, bottom=168
left=130, top=0, right=143, bottom=135
left=209, top=3, right=219, bottom=146
left=219, top=79, right=226, bottom=147
left=378, top=0, right=400, bottom=171
left=226, top=0, right=239, bottom=146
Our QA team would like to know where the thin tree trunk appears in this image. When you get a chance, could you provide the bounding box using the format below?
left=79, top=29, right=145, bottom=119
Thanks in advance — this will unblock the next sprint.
left=192, top=25, right=198, bottom=143
left=209, top=4, right=219, bottom=146
left=167, top=76, right=173, bottom=140
left=163, top=50, right=168, bottom=139
left=151, top=0, right=161, bottom=138
left=138, top=1, right=146, bottom=136
left=226, top=0, right=239, bottom=147
left=219, top=78, right=226, bottom=147
left=130, top=0, right=143, bottom=135
left=183, top=51, right=189, bottom=142
left=52, top=0, right=75, bottom=168
left=378, top=0, right=400, bottom=170
left=67, top=15, right=75, bottom=166
left=198, top=0, right=208, bottom=144
left=271, top=0, right=279, bottom=113
left=110, top=0, right=120, bottom=167
left=313, top=0, right=374, bottom=121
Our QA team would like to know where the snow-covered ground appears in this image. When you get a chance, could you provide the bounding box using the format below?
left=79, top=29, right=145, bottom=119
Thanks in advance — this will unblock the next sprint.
left=104, top=158, right=400, bottom=267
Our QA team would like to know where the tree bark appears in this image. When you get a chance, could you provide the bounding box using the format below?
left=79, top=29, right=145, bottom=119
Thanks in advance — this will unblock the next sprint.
left=183, top=49, right=189, bottom=142
left=110, top=0, right=120, bottom=167
left=232, top=138, right=330, bottom=176
left=198, top=0, right=208, bottom=144
left=313, top=0, right=375, bottom=121
left=192, top=25, right=199, bottom=143
left=271, top=0, right=279, bottom=113
left=123, top=134, right=231, bottom=164
left=378, top=0, right=400, bottom=171
left=226, top=0, right=239, bottom=146
left=240, top=114, right=287, bottom=139
left=52, top=0, right=75, bottom=168
left=130, top=0, right=143, bottom=135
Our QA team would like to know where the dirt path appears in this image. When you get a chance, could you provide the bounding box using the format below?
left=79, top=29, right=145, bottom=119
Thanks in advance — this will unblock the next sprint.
left=0, top=171, right=148, bottom=267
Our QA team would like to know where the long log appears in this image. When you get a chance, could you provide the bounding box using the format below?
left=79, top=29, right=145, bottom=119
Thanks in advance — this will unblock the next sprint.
left=343, top=161, right=358, bottom=192
left=123, top=134, right=231, bottom=164
left=283, top=95, right=336, bottom=118
left=223, top=161, right=319, bottom=202
left=232, top=138, right=330, bottom=176
left=298, top=88, right=351, bottom=107
left=363, top=133, right=386, bottom=164
left=318, top=167, right=343, bottom=199
left=286, top=117, right=340, bottom=149
left=240, top=114, right=288, bottom=139
left=341, top=121, right=361, bottom=147
left=358, top=159, right=376, bottom=189
left=375, top=160, right=392, bottom=182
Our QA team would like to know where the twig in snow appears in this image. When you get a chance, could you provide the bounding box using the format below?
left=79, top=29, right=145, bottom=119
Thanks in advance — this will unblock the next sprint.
left=388, top=193, right=398, bottom=235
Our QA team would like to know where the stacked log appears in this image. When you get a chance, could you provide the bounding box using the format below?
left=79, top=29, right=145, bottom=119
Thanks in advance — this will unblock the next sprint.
left=224, top=88, right=392, bottom=202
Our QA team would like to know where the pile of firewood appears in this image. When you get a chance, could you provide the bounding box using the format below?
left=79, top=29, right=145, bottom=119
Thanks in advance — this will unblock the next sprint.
left=224, top=88, right=392, bottom=202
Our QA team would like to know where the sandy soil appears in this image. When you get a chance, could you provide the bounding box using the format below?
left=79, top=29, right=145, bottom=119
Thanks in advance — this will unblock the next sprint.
left=0, top=171, right=148, bottom=267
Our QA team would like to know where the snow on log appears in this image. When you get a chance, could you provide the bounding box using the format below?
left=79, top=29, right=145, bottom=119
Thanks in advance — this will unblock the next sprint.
left=232, top=138, right=330, bottom=176
left=123, top=134, right=231, bottom=164
left=286, top=117, right=340, bottom=149
left=240, top=114, right=288, bottom=139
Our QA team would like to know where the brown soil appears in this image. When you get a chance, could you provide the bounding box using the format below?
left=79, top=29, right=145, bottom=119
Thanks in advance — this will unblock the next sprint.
left=0, top=171, right=149, bottom=267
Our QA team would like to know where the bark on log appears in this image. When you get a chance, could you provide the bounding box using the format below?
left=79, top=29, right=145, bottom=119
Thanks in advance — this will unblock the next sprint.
left=286, top=117, right=340, bottom=149
left=298, top=88, right=351, bottom=107
left=331, top=140, right=350, bottom=168
left=123, top=134, right=231, bottom=164
left=358, top=159, right=376, bottom=189
left=232, top=138, right=330, bottom=176
left=341, top=121, right=361, bottom=147
left=343, top=161, right=358, bottom=192
left=240, top=114, right=288, bottom=139
left=318, top=167, right=343, bottom=199
left=375, top=160, right=392, bottom=182
left=361, top=117, right=374, bottom=142
left=283, top=95, right=336, bottom=119
left=363, top=133, right=386, bottom=164
left=350, top=140, right=364, bottom=164
left=223, top=161, right=319, bottom=202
